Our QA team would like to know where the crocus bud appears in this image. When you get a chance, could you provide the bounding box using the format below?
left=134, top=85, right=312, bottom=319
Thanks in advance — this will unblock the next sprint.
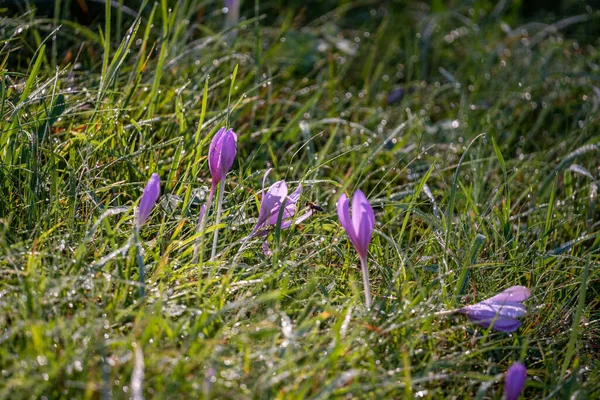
left=336, top=190, right=375, bottom=259
left=208, top=127, right=237, bottom=187
left=504, top=362, right=527, bottom=400
left=137, top=173, right=160, bottom=227
left=458, top=286, right=531, bottom=332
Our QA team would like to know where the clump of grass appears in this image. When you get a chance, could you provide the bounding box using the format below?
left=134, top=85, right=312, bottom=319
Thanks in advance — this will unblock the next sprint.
left=1, top=1, right=599, bottom=398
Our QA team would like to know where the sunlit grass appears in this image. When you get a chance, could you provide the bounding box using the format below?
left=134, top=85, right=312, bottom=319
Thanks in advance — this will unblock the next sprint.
left=0, top=1, right=599, bottom=398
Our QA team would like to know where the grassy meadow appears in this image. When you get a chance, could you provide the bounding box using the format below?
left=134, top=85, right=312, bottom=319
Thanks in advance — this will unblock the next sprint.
left=1, top=0, right=599, bottom=398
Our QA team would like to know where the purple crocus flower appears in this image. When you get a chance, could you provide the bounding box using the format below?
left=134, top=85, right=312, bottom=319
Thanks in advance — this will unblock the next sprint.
left=194, top=127, right=237, bottom=263
left=458, top=286, right=531, bottom=332
left=253, top=179, right=288, bottom=232
left=208, top=127, right=237, bottom=187
left=251, top=173, right=311, bottom=237
left=137, top=173, right=160, bottom=228
left=337, top=189, right=375, bottom=308
left=504, top=362, right=527, bottom=400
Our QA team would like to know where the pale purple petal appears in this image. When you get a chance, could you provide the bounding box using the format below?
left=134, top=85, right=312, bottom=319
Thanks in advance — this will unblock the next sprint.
left=460, top=286, right=531, bottom=332
left=459, top=301, right=526, bottom=332
left=351, top=189, right=374, bottom=258
left=293, top=209, right=313, bottom=225
left=255, top=180, right=288, bottom=229
left=279, top=208, right=313, bottom=230
left=268, top=202, right=296, bottom=225
left=337, top=193, right=356, bottom=246
left=256, top=208, right=312, bottom=237
left=288, top=184, right=302, bottom=203
left=459, top=303, right=498, bottom=320
left=137, top=173, right=160, bottom=227
left=484, top=318, right=522, bottom=332
left=219, top=129, right=237, bottom=177
left=486, top=286, right=531, bottom=303
left=505, top=362, right=527, bottom=400
left=463, top=301, right=527, bottom=319
left=262, top=168, right=273, bottom=193
left=486, top=301, right=527, bottom=318
left=459, top=308, right=519, bottom=331
left=208, top=127, right=227, bottom=186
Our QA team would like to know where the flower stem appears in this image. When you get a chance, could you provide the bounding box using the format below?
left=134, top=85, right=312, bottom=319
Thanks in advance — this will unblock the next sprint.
left=133, top=228, right=145, bottom=299
left=210, top=177, right=226, bottom=261
left=359, top=255, right=372, bottom=309
left=193, top=185, right=215, bottom=264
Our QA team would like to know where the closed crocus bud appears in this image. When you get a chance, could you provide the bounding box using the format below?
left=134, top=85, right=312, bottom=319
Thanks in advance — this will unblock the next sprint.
left=459, top=286, right=531, bottom=332
left=337, top=189, right=375, bottom=308
left=208, top=127, right=237, bottom=187
left=504, top=362, right=527, bottom=400
left=137, top=173, right=160, bottom=227
left=337, top=190, right=375, bottom=260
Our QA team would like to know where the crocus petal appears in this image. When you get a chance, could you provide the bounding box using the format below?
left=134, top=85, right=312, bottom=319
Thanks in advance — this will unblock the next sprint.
left=337, top=193, right=357, bottom=247
left=463, top=301, right=527, bottom=319
left=459, top=303, right=499, bottom=320
left=486, top=286, right=531, bottom=303
left=262, top=168, right=273, bottom=193
left=268, top=202, right=296, bottom=225
left=274, top=207, right=313, bottom=231
left=464, top=313, right=522, bottom=332
left=484, top=318, right=522, bottom=332
left=256, top=180, right=288, bottom=229
left=351, top=190, right=375, bottom=258
left=288, top=184, right=302, bottom=203
left=219, top=129, right=237, bottom=177
left=505, top=362, right=527, bottom=400
left=255, top=207, right=312, bottom=238
left=293, top=209, right=313, bottom=225
left=208, top=127, right=227, bottom=186
left=487, top=301, right=527, bottom=318
left=137, top=173, right=161, bottom=227
left=460, top=286, right=531, bottom=333
left=459, top=302, right=525, bottom=332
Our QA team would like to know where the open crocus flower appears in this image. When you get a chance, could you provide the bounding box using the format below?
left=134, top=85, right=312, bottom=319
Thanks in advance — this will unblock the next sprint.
left=504, top=362, right=527, bottom=400
left=232, top=171, right=314, bottom=261
left=137, top=173, right=160, bottom=228
left=458, top=286, right=531, bottom=332
left=251, top=174, right=312, bottom=238
left=337, top=189, right=375, bottom=308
